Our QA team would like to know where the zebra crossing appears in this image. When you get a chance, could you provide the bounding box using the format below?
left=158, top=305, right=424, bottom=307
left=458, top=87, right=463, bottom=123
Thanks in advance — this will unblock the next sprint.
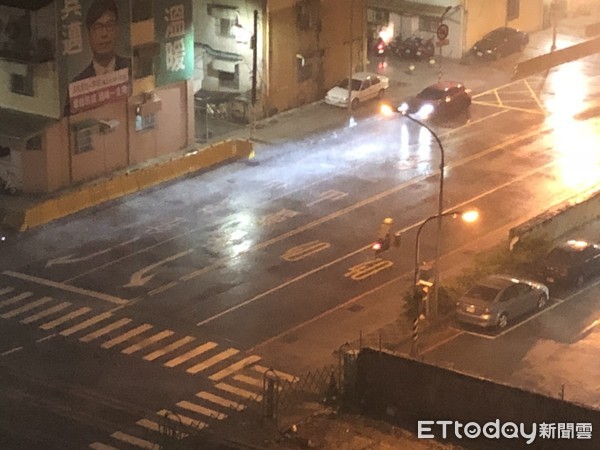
left=0, top=285, right=299, bottom=449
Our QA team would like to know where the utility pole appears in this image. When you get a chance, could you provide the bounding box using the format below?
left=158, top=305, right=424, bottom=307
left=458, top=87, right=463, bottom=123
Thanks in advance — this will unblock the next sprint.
left=251, top=9, right=259, bottom=138
left=347, top=0, right=354, bottom=115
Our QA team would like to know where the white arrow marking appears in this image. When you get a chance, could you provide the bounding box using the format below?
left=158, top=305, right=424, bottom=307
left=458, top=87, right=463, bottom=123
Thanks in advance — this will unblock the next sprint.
left=45, top=236, right=141, bottom=267
left=123, top=250, right=193, bottom=288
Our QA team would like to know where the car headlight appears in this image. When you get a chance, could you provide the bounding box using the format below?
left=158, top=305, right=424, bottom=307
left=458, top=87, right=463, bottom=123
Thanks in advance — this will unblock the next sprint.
left=416, top=103, right=434, bottom=119
left=398, top=102, right=409, bottom=113
left=486, top=49, right=493, bottom=54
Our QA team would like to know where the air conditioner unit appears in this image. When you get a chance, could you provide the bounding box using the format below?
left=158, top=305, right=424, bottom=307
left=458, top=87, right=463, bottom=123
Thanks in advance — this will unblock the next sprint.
left=99, top=119, right=120, bottom=133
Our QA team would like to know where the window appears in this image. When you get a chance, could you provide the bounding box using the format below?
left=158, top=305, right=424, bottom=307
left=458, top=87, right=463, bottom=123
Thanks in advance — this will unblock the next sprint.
left=296, top=58, right=312, bottom=82
left=26, top=135, right=42, bottom=151
left=76, top=128, right=94, bottom=154
left=367, top=9, right=389, bottom=25
left=10, top=68, right=34, bottom=96
left=419, top=16, right=438, bottom=33
left=133, top=44, right=159, bottom=79
left=135, top=111, right=156, bottom=132
left=0, top=146, right=10, bottom=159
left=296, top=2, right=311, bottom=31
left=507, top=0, right=520, bottom=21
left=219, top=18, right=236, bottom=37
left=132, top=0, right=153, bottom=22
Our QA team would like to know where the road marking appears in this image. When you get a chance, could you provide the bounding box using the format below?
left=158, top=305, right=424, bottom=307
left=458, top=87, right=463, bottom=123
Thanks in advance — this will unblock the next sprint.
left=209, top=355, right=262, bottom=381
left=79, top=318, right=132, bottom=342
left=471, top=101, right=546, bottom=115
left=143, top=336, right=195, bottom=361
left=252, top=365, right=299, bottom=383
left=122, top=329, right=174, bottom=355
left=39, top=307, right=91, bottom=331
left=89, top=443, right=119, bottom=450
left=0, top=292, right=33, bottom=308
left=2, top=271, right=128, bottom=305
left=136, top=418, right=189, bottom=437
left=215, top=382, right=262, bottom=401
left=233, top=374, right=263, bottom=389
left=1, top=346, right=23, bottom=356
left=0, top=296, right=53, bottom=319
left=148, top=281, right=177, bottom=296
left=21, top=302, right=71, bottom=324
left=46, top=236, right=141, bottom=267
left=258, top=208, right=299, bottom=227
left=0, top=286, right=14, bottom=296
left=124, top=250, right=193, bottom=288
left=577, top=319, right=599, bottom=340
left=176, top=400, right=227, bottom=420
left=60, top=312, right=112, bottom=337
left=344, top=259, right=394, bottom=280
left=196, top=391, right=244, bottom=411
left=101, top=324, right=153, bottom=349
left=164, top=342, right=217, bottom=368
left=110, top=431, right=155, bottom=449
left=282, top=241, right=330, bottom=261
left=307, top=189, right=348, bottom=206
left=157, top=409, right=207, bottom=429
left=186, top=348, right=239, bottom=375
left=422, top=329, right=464, bottom=354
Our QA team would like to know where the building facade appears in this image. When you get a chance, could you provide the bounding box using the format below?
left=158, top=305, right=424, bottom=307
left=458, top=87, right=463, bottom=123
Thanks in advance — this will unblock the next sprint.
left=0, top=0, right=195, bottom=194
left=367, top=0, right=545, bottom=61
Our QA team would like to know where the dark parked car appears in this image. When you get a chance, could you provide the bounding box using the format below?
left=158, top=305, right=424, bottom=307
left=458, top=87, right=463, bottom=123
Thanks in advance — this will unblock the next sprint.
left=471, top=27, right=529, bottom=60
left=540, top=240, right=600, bottom=288
left=399, top=81, right=471, bottom=119
left=456, top=275, right=549, bottom=329
left=391, top=36, right=435, bottom=60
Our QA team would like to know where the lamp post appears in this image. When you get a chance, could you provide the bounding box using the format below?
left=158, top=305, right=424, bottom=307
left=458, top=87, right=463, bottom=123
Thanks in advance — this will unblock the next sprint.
left=411, top=210, right=478, bottom=356
left=393, top=109, right=445, bottom=319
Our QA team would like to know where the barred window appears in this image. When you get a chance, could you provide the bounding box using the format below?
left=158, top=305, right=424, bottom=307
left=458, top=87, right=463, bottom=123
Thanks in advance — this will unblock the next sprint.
left=135, top=112, right=156, bottom=132
left=419, top=16, right=438, bottom=33
left=76, top=128, right=94, bottom=154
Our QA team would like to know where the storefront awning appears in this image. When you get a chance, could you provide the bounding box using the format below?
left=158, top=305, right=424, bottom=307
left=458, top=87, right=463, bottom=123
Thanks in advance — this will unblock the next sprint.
left=367, top=0, right=455, bottom=17
left=0, top=0, right=53, bottom=10
left=0, top=108, right=57, bottom=150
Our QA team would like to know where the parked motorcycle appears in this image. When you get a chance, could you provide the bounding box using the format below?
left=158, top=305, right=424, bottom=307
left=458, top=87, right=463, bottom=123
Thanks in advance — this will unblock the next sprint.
left=0, top=175, right=18, bottom=195
left=391, top=36, right=435, bottom=61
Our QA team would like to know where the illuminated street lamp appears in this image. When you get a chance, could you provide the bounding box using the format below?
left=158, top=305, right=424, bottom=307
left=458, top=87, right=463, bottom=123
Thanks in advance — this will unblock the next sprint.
left=411, top=210, right=479, bottom=356
left=381, top=103, right=446, bottom=318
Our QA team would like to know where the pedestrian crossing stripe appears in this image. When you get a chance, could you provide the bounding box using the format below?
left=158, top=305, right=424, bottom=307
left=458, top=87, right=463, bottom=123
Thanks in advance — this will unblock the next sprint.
left=143, top=335, right=195, bottom=361
left=101, top=323, right=153, bottom=349
left=164, top=341, right=217, bottom=368
left=233, top=373, right=263, bottom=389
left=79, top=317, right=132, bottom=342
left=0, top=296, right=52, bottom=319
left=89, top=442, right=118, bottom=450
left=186, top=347, right=239, bottom=375
left=215, top=382, right=262, bottom=402
left=209, top=354, right=261, bottom=381
left=122, top=329, right=174, bottom=355
left=157, top=409, right=208, bottom=430
left=196, top=391, right=245, bottom=411
left=21, top=301, right=71, bottom=324
left=252, top=364, right=299, bottom=383
left=135, top=417, right=190, bottom=438
left=0, top=292, right=33, bottom=308
left=176, top=400, right=227, bottom=420
left=39, top=307, right=91, bottom=330
left=110, top=431, right=155, bottom=449
left=0, top=286, right=15, bottom=296
left=60, top=311, right=112, bottom=337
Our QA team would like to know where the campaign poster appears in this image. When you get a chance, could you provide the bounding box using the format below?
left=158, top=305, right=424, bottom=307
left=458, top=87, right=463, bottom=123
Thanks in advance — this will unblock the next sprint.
left=58, top=0, right=131, bottom=115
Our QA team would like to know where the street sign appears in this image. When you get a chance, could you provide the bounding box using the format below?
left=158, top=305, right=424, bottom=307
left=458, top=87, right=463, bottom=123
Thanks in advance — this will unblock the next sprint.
left=436, top=23, right=449, bottom=40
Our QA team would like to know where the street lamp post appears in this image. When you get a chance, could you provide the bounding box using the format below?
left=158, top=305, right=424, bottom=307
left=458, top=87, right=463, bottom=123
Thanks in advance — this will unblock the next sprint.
left=411, top=210, right=478, bottom=357
left=400, top=113, right=445, bottom=319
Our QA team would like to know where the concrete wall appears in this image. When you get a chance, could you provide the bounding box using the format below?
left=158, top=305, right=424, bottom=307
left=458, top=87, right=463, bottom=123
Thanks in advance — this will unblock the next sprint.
left=356, top=348, right=600, bottom=449
left=509, top=186, right=600, bottom=248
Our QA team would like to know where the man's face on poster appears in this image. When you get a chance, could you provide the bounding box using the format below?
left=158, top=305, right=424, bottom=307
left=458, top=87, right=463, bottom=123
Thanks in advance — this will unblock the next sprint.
left=88, top=11, right=118, bottom=61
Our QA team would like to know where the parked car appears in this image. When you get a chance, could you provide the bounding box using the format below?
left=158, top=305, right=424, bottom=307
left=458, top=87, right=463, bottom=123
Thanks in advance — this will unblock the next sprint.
left=325, top=72, right=390, bottom=109
left=398, top=81, right=471, bottom=119
left=456, top=275, right=549, bottom=329
left=470, top=27, right=529, bottom=60
left=392, top=36, right=435, bottom=60
left=540, top=240, right=600, bottom=288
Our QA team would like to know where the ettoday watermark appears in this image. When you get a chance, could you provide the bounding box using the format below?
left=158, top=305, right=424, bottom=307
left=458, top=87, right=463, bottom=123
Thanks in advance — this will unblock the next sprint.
left=418, top=420, right=593, bottom=444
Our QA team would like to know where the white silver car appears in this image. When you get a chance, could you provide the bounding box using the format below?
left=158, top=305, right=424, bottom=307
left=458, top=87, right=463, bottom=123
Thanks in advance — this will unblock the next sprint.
left=325, top=72, right=390, bottom=109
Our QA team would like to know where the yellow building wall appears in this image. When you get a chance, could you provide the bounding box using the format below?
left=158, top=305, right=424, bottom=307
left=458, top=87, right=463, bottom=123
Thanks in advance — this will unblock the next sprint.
left=266, top=0, right=366, bottom=115
left=465, top=0, right=543, bottom=50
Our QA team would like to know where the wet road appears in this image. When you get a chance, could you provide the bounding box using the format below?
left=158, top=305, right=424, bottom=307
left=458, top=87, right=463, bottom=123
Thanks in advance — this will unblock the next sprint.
left=1, top=56, right=599, bottom=448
